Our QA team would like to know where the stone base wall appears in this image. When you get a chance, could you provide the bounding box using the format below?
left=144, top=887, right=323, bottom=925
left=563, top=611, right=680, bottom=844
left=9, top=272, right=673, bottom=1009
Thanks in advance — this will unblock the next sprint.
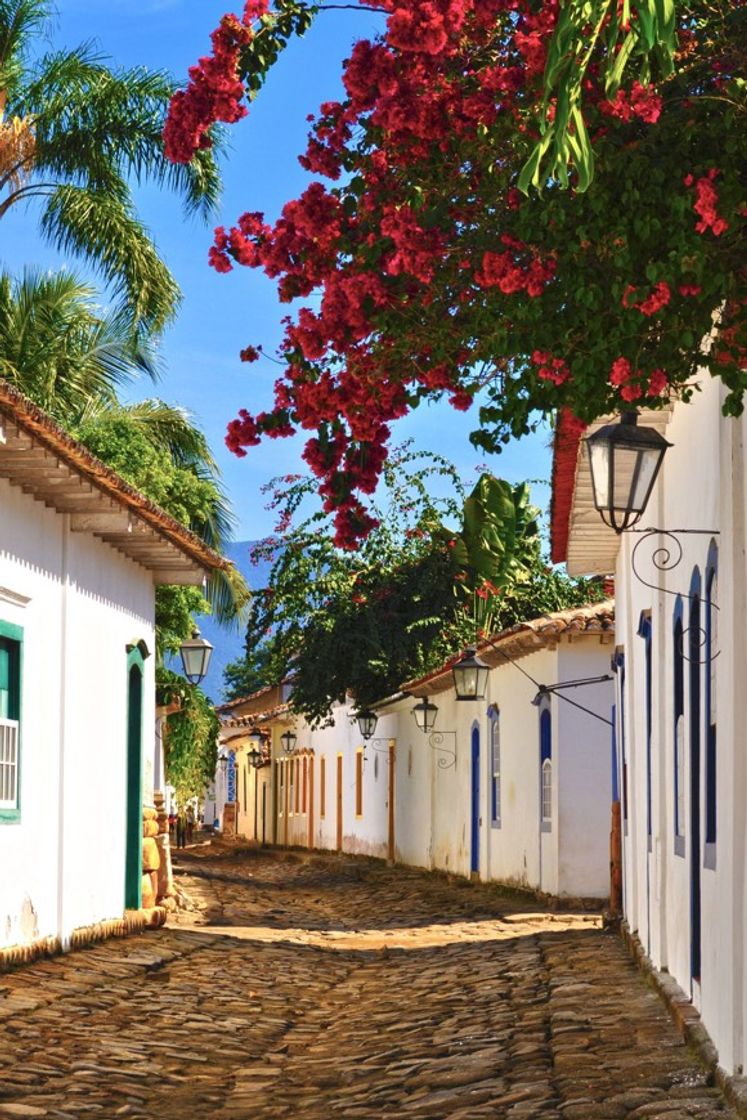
left=0, top=905, right=167, bottom=974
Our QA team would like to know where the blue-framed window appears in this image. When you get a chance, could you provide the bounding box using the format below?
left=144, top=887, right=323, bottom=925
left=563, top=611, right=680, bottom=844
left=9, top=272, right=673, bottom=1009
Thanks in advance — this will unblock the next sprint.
left=705, top=544, right=718, bottom=862
left=673, top=599, right=685, bottom=855
left=0, top=621, right=23, bottom=821
left=488, top=706, right=501, bottom=826
left=638, top=612, right=653, bottom=848
left=540, top=701, right=552, bottom=830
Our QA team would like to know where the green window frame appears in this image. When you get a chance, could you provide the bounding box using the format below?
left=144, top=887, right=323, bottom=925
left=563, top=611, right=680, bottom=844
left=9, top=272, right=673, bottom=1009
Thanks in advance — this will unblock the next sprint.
left=0, top=620, right=23, bottom=823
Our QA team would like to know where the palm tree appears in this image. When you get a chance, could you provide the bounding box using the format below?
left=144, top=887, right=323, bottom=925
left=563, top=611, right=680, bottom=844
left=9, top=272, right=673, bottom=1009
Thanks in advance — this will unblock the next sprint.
left=0, top=269, right=249, bottom=628
left=0, top=0, right=221, bottom=333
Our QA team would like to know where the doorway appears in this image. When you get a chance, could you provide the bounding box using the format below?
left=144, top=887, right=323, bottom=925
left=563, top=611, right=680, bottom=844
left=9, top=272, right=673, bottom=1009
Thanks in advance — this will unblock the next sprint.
left=336, top=754, right=343, bottom=851
left=125, top=653, right=144, bottom=910
left=471, top=726, right=480, bottom=875
left=689, top=584, right=702, bottom=984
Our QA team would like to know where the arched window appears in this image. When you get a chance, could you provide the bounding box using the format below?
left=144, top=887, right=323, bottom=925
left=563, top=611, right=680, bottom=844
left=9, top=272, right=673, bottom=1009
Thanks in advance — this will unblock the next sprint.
left=638, top=612, right=653, bottom=848
left=489, top=706, right=501, bottom=826
left=540, top=703, right=552, bottom=829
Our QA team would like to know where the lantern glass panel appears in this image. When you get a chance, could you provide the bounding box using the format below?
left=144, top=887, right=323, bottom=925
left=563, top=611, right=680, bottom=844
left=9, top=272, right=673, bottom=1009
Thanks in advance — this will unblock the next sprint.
left=356, top=711, right=378, bottom=740
left=452, top=654, right=490, bottom=701
left=412, top=699, right=438, bottom=734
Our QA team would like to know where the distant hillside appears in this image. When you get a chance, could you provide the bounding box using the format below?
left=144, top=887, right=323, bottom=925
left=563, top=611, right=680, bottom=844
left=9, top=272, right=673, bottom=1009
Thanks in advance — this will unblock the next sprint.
left=171, top=540, right=273, bottom=705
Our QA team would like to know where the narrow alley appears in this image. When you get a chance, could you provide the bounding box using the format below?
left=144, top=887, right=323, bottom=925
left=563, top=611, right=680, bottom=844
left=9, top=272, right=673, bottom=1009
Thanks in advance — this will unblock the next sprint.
left=0, top=848, right=734, bottom=1119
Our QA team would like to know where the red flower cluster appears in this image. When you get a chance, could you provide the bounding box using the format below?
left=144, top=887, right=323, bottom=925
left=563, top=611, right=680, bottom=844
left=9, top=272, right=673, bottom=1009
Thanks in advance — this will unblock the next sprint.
left=532, top=350, right=570, bottom=386
left=167, top=0, right=742, bottom=548
left=477, top=246, right=556, bottom=297
left=622, top=281, right=672, bottom=317
left=609, top=357, right=669, bottom=402
left=600, top=81, right=662, bottom=124
left=164, top=7, right=268, bottom=163
left=684, top=170, right=729, bottom=236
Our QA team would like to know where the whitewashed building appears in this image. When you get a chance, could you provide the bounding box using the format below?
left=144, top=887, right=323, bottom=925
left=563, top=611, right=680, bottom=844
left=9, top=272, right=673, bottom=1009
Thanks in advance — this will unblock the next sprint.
left=233, top=604, right=615, bottom=902
left=388, top=603, right=615, bottom=898
left=551, top=378, right=747, bottom=1075
left=0, top=381, right=225, bottom=955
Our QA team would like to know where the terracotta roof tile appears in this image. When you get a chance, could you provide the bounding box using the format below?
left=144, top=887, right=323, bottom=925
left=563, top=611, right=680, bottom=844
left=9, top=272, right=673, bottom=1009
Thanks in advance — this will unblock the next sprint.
left=404, top=600, right=615, bottom=697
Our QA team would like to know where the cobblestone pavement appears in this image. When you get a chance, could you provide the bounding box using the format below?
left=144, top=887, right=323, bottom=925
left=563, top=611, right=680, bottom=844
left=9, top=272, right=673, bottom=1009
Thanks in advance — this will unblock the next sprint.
left=0, top=846, right=736, bottom=1119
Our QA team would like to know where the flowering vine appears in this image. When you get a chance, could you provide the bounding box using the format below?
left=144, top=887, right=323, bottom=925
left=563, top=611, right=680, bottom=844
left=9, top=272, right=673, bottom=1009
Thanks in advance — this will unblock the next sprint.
left=167, top=0, right=746, bottom=547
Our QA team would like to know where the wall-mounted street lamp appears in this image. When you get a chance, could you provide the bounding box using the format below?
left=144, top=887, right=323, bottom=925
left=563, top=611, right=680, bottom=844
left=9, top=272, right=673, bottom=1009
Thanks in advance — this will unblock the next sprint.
left=218, top=754, right=228, bottom=774
left=452, top=647, right=490, bottom=701
left=585, top=411, right=671, bottom=534
left=179, top=628, right=214, bottom=685
left=246, top=728, right=264, bottom=768
left=355, top=710, right=379, bottom=741
left=410, top=698, right=456, bottom=769
left=411, top=697, right=439, bottom=734
left=280, top=728, right=297, bottom=754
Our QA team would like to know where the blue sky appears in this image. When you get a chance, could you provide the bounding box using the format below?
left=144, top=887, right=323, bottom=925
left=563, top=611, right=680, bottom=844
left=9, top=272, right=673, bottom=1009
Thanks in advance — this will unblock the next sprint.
left=2, top=1, right=551, bottom=540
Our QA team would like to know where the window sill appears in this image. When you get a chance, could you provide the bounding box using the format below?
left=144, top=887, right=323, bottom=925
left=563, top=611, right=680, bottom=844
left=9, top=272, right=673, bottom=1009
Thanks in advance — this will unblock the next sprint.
left=541, top=820, right=552, bottom=833
left=490, top=819, right=502, bottom=830
left=674, top=835, right=685, bottom=858
left=0, top=809, right=20, bottom=823
left=704, top=842, right=716, bottom=871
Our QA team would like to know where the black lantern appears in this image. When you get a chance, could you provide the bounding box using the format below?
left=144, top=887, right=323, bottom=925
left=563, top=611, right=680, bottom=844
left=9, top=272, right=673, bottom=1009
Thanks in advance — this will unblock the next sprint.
left=412, top=697, right=439, bottom=734
left=280, top=728, right=297, bottom=754
left=247, top=729, right=264, bottom=767
left=452, top=647, right=490, bottom=701
left=585, top=411, right=671, bottom=533
left=218, top=755, right=228, bottom=774
left=356, top=710, right=378, bottom=741
left=179, top=628, right=214, bottom=685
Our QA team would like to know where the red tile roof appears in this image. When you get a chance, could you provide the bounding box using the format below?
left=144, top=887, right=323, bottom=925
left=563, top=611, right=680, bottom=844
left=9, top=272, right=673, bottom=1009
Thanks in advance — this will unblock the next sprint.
left=550, top=409, right=587, bottom=565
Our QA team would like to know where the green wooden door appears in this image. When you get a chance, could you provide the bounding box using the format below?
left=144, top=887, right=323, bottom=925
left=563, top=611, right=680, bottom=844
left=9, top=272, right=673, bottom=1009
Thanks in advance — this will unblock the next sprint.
left=125, top=657, right=143, bottom=910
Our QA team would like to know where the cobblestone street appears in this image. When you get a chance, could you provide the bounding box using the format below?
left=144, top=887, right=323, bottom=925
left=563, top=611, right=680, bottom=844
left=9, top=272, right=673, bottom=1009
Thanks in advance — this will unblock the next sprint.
left=0, top=847, right=736, bottom=1119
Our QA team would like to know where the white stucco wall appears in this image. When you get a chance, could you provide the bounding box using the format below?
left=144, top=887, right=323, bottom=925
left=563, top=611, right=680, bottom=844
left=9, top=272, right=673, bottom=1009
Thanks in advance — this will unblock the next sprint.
left=0, top=476, right=156, bottom=950
left=605, top=374, right=745, bottom=1074
left=381, top=640, right=612, bottom=897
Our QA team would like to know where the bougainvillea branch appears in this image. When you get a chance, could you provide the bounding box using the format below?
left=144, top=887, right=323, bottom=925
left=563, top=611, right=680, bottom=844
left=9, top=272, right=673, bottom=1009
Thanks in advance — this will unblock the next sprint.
left=167, top=0, right=746, bottom=548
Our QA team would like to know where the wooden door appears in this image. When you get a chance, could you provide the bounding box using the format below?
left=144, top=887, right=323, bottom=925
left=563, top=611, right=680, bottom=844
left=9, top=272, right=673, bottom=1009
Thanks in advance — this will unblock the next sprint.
left=336, top=754, right=343, bottom=851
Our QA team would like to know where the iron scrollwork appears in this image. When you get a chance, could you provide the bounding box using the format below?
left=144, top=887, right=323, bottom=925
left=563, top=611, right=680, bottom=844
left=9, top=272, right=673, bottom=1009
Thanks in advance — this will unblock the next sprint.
left=630, top=528, right=719, bottom=664
left=428, top=731, right=457, bottom=770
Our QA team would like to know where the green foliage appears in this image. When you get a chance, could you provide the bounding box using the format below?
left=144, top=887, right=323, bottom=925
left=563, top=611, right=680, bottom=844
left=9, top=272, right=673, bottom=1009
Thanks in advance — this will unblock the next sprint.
left=157, top=666, right=219, bottom=807
left=76, top=408, right=245, bottom=655
left=522, top=0, right=677, bottom=192
left=238, top=450, right=600, bottom=725
left=223, top=639, right=274, bottom=701
left=0, top=269, right=248, bottom=647
left=0, top=269, right=157, bottom=417
left=0, top=0, right=222, bottom=331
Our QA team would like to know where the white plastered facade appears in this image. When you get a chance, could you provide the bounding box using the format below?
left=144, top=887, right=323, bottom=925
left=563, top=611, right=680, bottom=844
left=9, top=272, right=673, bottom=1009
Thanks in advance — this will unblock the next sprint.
left=0, top=474, right=156, bottom=949
left=563, top=374, right=747, bottom=1074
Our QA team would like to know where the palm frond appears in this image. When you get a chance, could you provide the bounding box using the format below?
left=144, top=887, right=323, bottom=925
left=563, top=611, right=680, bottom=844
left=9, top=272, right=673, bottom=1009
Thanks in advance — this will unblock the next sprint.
left=0, top=268, right=159, bottom=419
left=88, top=398, right=218, bottom=472
left=0, top=0, right=52, bottom=100
left=40, top=184, right=181, bottom=334
left=206, top=564, right=252, bottom=629
left=17, top=47, right=222, bottom=217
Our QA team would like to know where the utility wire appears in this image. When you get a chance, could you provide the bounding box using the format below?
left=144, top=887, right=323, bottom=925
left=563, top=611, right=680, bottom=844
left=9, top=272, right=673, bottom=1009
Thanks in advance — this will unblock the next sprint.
left=479, top=636, right=614, bottom=728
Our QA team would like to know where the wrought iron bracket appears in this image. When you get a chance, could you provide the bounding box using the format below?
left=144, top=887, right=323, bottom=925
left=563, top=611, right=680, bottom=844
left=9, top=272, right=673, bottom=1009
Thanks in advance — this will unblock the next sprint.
left=427, top=731, right=457, bottom=770
left=628, top=528, right=720, bottom=664
left=629, top=528, right=719, bottom=598
left=362, top=737, right=395, bottom=762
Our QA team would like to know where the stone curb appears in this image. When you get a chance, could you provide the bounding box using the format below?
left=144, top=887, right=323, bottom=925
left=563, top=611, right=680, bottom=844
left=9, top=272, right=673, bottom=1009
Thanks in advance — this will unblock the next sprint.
left=619, top=920, right=747, bottom=1118
left=0, top=906, right=167, bottom=973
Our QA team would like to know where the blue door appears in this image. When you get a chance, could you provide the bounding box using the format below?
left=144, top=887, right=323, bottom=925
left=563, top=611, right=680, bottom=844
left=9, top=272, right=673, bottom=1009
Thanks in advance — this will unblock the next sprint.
left=689, top=589, right=702, bottom=983
left=471, top=726, right=480, bottom=874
